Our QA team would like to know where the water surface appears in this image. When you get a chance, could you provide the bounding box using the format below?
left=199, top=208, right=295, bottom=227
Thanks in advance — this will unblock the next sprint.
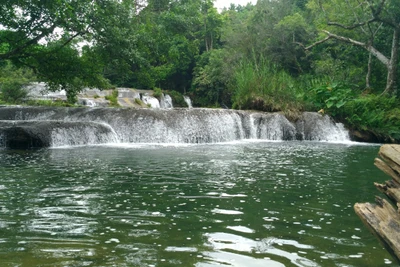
left=0, top=141, right=395, bottom=266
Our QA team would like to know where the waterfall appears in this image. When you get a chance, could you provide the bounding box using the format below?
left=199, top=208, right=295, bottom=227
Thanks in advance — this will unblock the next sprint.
left=0, top=120, right=119, bottom=148
left=78, top=98, right=97, bottom=107
left=50, top=122, right=119, bottom=147
left=142, top=95, right=160, bottom=108
left=183, top=96, right=193, bottom=108
left=295, top=112, right=350, bottom=142
left=0, top=107, right=351, bottom=148
left=160, top=94, right=173, bottom=109
left=250, top=113, right=297, bottom=140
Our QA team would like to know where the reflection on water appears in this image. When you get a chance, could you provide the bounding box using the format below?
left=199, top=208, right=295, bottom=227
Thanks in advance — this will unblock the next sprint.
left=0, top=142, right=396, bottom=266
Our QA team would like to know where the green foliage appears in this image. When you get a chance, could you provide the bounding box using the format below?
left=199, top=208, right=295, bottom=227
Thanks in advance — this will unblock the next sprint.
left=0, top=0, right=399, bottom=141
left=341, top=95, right=400, bottom=140
left=231, top=56, right=304, bottom=112
left=135, top=98, right=144, bottom=106
left=305, top=81, right=356, bottom=116
left=191, top=49, right=232, bottom=107
left=105, top=90, right=120, bottom=107
left=153, top=87, right=163, bottom=99
left=34, top=43, right=111, bottom=104
left=167, top=90, right=187, bottom=107
left=25, top=100, right=72, bottom=107
left=0, top=62, right=35, bottom=104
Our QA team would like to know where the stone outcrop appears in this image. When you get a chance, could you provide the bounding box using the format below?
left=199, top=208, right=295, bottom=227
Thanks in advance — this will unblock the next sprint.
left=0, top=106, right=350, bottom=148
left=0, top=120, right=117, bottom=149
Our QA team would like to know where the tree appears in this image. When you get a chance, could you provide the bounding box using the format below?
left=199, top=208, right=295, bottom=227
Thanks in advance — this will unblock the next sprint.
left=201, top=0, right=223, bottom=52
left=306, top=0, right=400, bottom=96
left=0, top=0, right=96, bottom=61
left=0, top=0, right=140, bottom=102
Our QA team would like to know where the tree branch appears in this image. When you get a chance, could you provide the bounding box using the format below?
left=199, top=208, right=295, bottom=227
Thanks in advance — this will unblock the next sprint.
left=366, top=0, right=398, bottom=29
left=0, top=25, right=57, bottom=60
left=321, top=30, right=390, bottom=66
left=303, top=35, right=332, bottom=50
left=327, top=19, right=377, bottom=30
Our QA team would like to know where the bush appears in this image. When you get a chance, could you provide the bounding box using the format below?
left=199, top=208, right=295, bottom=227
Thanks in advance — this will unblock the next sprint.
left=305, top=81, right=356, bottom=116
left=0, top=62, right=35, bottom=104
left=105, top=89, right=120, bottom=107
left=134, top=98, right=144, bottom=106
left=0, top=81, right=29, bottom=104
left=341, top=95, right=400, bottom=140
left=153, top=87, right=163, bottom=99
left=167, top=90, right=187, bottom=107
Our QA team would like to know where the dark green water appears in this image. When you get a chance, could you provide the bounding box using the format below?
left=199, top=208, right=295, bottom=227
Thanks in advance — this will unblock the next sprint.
left=0, top=141, right=396, bottom=267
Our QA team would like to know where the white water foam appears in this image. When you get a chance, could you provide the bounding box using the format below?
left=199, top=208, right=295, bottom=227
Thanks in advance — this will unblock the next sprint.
left=142, top=95, right=160, bottom=108
left=0, top=107, right=356, bottom=147
left=50, top=123, right=119, bottom=147
left=160, top=94, right=173, bottom=109
left=183, top=96, right=193, bottom=108
left=78, top=98, right=97, bottom=107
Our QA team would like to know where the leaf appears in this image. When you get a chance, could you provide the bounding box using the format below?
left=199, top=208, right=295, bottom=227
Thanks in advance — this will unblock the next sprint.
left=336, top=100, right=346, bottom=108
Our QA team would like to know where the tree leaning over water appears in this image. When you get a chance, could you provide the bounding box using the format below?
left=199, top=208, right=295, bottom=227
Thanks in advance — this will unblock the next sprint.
left=306, top=0, right=400, bottom=96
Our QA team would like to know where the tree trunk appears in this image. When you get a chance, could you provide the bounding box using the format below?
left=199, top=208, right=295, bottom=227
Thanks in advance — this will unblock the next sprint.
left=366, top=52, right=372, bottom=89
left=383, top=28, right=399, bottom=96
left=308, top=30, right=399, bottom=95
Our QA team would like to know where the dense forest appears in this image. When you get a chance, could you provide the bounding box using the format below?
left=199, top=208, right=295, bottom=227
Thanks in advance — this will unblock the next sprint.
left=0, top=0, right=399, bottom=141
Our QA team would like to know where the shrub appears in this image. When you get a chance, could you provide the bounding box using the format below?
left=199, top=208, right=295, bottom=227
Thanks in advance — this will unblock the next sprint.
left=0, top=81, right=29, bottom=104
left=134, top=98, right=144, bottom=106
left=167, top=90, right=187, bottom=107
left=153, top=87, right=163, bottom=99
left=341, top=95, right=400, bottom=140
left=105, top=89, right=120, bottom=107
left=305, top=82, right=356, bottom=116
left=0, top=62, right=35, bottom=104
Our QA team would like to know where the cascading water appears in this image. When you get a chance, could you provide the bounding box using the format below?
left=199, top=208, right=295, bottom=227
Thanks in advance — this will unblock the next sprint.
left=250, top=113, right=297, bottom=140
left=0, top=120, right=119, bottom=148
left=50, top=123, right=119, bottom=147
left=184, top=96, right=193, bottom=108
left=160, top=94, right=173, bottom=109
left=78, top=98, right=97, bottom=107
left=0, top=107, right=351, bottom=148
left=142, top=95, right=161, bottom=108
left=295, top=112, right=350, bottom=142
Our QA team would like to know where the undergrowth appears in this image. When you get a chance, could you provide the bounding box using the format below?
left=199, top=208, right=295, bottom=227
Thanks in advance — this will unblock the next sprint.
left=105, top=90, right=120, bottom=107
left=305, top=79, right=400, bottom=141
left=231, top=56, right=305, bottom=113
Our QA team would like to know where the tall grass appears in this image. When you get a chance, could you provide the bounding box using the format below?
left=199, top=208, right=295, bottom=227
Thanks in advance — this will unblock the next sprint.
left=231, top=56, right=304, bottom=113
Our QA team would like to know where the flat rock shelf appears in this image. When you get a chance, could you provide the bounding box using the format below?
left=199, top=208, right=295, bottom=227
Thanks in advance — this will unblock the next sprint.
left=355, top=144, right=400, bottom=262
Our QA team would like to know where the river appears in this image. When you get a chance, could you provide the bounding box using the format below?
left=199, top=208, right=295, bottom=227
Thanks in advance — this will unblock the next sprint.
left=0, top=141, right=395, bottom=266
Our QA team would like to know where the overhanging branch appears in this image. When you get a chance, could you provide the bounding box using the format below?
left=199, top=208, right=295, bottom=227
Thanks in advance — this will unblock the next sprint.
left=327, top=18, right=377, bottom=30
left=304, top=35, right=332, bottom=50
left=314, top=30, right=390, bottom=66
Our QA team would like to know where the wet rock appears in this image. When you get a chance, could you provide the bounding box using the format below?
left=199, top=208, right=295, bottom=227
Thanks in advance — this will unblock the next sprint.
left=0, top=120, right=117, bottom=149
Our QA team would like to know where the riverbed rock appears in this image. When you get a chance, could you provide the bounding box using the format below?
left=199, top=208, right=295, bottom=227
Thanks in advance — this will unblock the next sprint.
left=0, top=120, right=117, bottom=149
left=0, top=106, right=351, bottom=148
